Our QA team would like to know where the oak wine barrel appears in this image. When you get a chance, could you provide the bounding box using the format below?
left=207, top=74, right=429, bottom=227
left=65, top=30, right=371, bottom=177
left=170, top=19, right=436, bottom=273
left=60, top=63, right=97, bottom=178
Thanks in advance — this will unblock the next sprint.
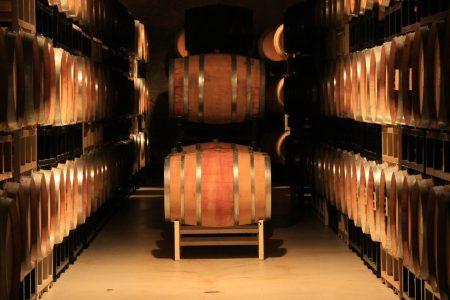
left=389, top=170, right=407, bottom=258
left=387, top=35, right=406, bottom=124
left=259, top=25, right=286, bottom=62
left=20, top=31, right=40, bottom=127
left=4, top=29, right=25, bottom=130
left=3, top=182, right=32, bottom=279
left=350, top=51, right=363, bottom=121
left=164, top=143, right=271, bottom=227
left=428, top=20, right=450, bottom=130
left=408, top=178, right=434, bottom=278
left=18, top=177, right=39, bottom=268
left=0, top=28, right=7, bottom=131
left=0, top=196, right=21, bottom=300
left=369, top=163, right=387, bottom=242
left=359, top=160, right=375, bottom=234
left=74, top=157, right=88, bottom=225
left=379, top=166, right=398, bottom=250
left=351, top=154, right=367, bottom=227
left=176, top=30, right=188, bottom=58
left=37, top=36, right=56, bottom=126
left=433, top=185, right=450, bottom=299
left=169, top=54, right=265, bottom=124
left=40, top=170, right=58, bottom=248
left=401, top=174, right=422, bottom=269
left=411, top=26, right=430, bottom=128
left=400, top=32, right=416, bottom=125
left=31, top=171, right=50, bottom=258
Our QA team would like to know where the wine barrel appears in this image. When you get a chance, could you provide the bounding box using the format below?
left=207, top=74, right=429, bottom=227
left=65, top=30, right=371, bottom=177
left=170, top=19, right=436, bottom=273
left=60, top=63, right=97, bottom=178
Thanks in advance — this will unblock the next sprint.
left=335, top=58, right=344, bottom=118
left=4, top=29, right=25, bottom=130
left=401, top=174, right=422, bottom=269
left=350, top=52, right=362, bottom=120
left=40, top=170, right=59, bottom=247
left=336, top=150, right=346, bottom=213
left=428, top=20, right=450, bottom=130
left=58, top=163, right=76, bottom=232
left=266, top=77, right=284, bottom=112
left=351, top=154, right=367, bottom=227
left=388, top=170, right=407, bottom=258
left=409, top=178, right=434, bottom=278
left=31, top=172, right=50, bottom=258
left=54, top=48, right=68, bottom=125
left=176, top=30, right=188, bottom=58
left=20, top=31, right=40, bottom=127
left=359, top=0, right=374, bottom=14
left=361, top=49, right=371, bottom=121
left=74, top=157, right=88, bottom=225
left=3, top=182, right=32, bottom=278
left=433, top=185, right=450, bottom=299
left=369, top=163, right=387, bottom=242
left=368, top=46, right=381, bottom=123
left=379, top=166, right=398, bottom=251
left=387, top=35, right=406, bottom=124
left=360, top=160, right=375, bottom=234
left=411, top=26, right=430, bottom=128
left=66, top=160, right=79, bottom=229
left=37, top=36, right=56, bottom=126
left=19, top=177, right=39, bottom=268
left=164, top=143, right=271, bottom=227
left=378, top=42, right=391, bottom=124
left=0, top=28, right=7, bottom=131
left=344, top=55, right=352, bottom=118
left=0, top=196, right=21, bottom=300
left=259, top=25, right=286, bottom=62
left=169, top=54, right=265, bottom=124
left=400, top=32, right=416, bottom=125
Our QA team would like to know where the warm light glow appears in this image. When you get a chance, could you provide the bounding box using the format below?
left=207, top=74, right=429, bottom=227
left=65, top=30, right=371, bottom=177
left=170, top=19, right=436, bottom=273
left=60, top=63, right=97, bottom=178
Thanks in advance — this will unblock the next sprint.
left=78, top=71, right=83, bottom=83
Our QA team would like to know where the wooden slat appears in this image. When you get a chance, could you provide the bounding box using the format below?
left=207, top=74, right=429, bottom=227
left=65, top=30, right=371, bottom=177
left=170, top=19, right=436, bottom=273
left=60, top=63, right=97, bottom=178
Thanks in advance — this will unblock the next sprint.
left=180, top=225, right=258, bottom=235
left=180, top=236, right=258, bottom=246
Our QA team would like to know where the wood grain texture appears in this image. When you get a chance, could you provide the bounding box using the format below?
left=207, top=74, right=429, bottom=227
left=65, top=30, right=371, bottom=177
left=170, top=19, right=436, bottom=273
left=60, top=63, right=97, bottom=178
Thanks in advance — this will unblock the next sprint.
left=165, top=143, right=271, bottom=227
left=170, top=54, right=264, bottom=124
left=0, top=196, right=20, bottom=300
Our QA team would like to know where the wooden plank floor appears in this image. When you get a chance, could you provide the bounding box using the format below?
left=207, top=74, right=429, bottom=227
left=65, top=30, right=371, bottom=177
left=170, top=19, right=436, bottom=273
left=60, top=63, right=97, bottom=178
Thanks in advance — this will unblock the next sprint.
left=44, top=187, right=396, bottom=300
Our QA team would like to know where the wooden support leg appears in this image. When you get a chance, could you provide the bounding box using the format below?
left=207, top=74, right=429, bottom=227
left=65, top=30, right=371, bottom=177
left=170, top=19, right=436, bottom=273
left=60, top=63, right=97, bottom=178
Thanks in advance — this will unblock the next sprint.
left=258, top=220, right=264, bottom=260
left=174, top=221, right=180, bottom=261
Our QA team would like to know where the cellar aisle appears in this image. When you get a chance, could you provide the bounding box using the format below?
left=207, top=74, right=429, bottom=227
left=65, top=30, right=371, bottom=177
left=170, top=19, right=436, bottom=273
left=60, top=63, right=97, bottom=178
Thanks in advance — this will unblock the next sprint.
left=45, top=187, right=396, bottom=300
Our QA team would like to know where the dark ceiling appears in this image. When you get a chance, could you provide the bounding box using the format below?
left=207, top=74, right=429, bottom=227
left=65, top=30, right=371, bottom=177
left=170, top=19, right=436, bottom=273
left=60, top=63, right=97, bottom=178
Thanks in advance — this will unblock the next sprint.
left=120, top=0, right=300, bottom=34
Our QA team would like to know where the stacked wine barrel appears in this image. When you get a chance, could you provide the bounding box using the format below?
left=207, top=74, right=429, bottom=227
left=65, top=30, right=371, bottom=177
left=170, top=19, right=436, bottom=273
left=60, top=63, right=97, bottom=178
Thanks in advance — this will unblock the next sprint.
left=135, top=20, right=150, bottom=63
left=0, top=142, right=137, bottom=299
left=130, top=132, right=150, bottom=174
left=313, top=145, right=450, bottom=298
left=0, top=28, right=149, bottom=130
left=164, top=142, right=271, bottom=227
left=45, top=0, right=136, bottom=51
left=315, top=0, right=391, bottom=27
left=319, top=18, right=450, bottom=130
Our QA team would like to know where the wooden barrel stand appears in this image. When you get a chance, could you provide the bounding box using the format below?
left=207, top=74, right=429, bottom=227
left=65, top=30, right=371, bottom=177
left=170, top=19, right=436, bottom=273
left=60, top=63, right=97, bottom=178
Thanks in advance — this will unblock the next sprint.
left=173, top=220, right=264, bottom=261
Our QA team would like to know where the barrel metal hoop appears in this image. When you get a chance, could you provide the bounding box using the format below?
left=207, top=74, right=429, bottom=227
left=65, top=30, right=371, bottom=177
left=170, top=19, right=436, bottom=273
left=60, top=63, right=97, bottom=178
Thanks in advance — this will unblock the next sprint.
left=196, top=144, right=202, bottom=226
left=246, top=57, right=252, bottom=119
left=250, top=149, right=255, bottom=223
left=264, top=154, right=272, bottom=220
left=180, top=153, right=185, bottom=224
left=198, top=55, right=205, bottom=122
left=168, top=60, right=174, bottom=118
left=259, top=61, right=266, bottom=118
left=231, top=55, right=238, bottom=122
left=232, top=144, right=239, bottom=225
left=183, top=56, right=189, bottom=118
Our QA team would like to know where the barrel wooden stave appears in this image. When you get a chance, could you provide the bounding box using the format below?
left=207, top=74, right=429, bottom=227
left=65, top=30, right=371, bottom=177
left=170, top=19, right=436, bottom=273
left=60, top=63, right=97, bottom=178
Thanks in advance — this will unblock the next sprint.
left=165, top=143, right=271, bottom=227
left=0, top=196, right=21, bottom=300
left=169, top=54, right=265, bottom=124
